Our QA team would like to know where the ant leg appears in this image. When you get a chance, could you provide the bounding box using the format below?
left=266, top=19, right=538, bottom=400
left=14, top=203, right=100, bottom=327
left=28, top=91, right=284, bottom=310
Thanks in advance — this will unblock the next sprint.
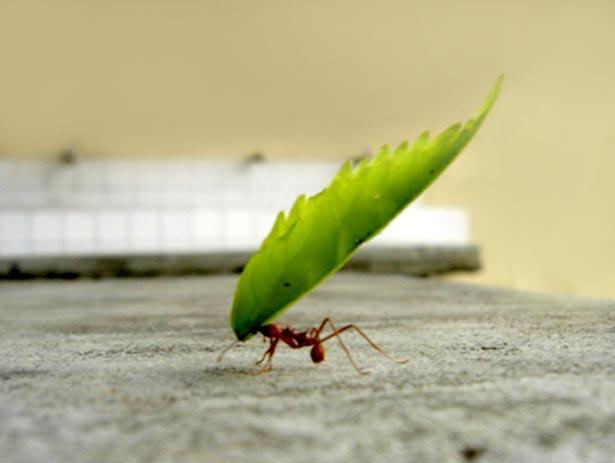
left=315, top=318, right=369, bottom=375
left=254, top=349, right=269, bottom=365
left=254, top=338, right=279, bottom=374
left=255, top=336, right=271, bottom=364
left=255, top=337, right=278, bottom=364
left=320, top=318, right=408, bottom=365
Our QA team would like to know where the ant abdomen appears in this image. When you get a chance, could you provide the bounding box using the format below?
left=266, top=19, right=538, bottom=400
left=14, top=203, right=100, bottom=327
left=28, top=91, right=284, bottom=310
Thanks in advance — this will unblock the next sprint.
left=310, top=343, right=325, bottom=363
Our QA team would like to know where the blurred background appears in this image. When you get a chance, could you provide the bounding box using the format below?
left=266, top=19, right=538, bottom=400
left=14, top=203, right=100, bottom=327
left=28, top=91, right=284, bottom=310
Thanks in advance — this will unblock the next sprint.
left=0, top=0, right=613, bottom=297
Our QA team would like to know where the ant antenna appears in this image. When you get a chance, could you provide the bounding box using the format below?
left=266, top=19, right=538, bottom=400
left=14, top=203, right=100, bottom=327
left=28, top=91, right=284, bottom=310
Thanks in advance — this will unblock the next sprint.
left=217, top=340, right=240, bottom=363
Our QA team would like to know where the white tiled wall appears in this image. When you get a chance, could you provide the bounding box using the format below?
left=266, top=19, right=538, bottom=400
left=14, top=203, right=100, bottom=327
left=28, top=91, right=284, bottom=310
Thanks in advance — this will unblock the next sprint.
left=0, top=159, right=468, bottom=257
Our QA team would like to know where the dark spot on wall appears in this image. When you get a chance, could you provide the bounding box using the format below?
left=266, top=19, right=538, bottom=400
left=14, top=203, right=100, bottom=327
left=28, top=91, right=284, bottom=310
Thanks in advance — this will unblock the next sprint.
left=44, top=271, right=80, bottom=280
left=3, top=263, right=36, bottom=280
left=461, top=446, right=485, bottom=461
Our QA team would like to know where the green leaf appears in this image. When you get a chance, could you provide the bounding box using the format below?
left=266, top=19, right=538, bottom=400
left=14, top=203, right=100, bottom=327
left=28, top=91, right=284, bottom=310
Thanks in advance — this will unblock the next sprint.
left=231, top=77, right=502, bottom=340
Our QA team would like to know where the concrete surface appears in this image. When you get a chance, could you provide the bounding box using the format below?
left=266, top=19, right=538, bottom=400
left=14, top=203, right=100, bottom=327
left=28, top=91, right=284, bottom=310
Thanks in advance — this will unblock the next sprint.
left=0, top=273, right=614, bottom=463
left=0, top=244, right=480, bottom=280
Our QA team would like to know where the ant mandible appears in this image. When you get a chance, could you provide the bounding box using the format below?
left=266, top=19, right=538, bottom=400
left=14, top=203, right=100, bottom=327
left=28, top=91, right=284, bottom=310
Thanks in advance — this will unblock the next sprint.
left=218, top=317, right=407, bottom=375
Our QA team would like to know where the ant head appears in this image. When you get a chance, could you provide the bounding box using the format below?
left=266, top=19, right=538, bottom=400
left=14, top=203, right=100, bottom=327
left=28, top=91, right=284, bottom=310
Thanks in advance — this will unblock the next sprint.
left=310, top=343, right=325, bottom=363
left=258, top=324, right=282, bottom=338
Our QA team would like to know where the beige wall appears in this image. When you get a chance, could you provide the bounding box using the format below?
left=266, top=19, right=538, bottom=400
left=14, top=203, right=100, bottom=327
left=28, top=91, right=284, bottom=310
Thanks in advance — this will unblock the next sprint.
left=1, top=1, right=614, bottom=297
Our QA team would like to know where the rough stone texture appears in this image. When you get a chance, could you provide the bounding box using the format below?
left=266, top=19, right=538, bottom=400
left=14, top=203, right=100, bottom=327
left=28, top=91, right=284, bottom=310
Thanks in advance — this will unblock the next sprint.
left=1, top=273, right=614, bottom=463
left=0, top=244, right=480, bottom=280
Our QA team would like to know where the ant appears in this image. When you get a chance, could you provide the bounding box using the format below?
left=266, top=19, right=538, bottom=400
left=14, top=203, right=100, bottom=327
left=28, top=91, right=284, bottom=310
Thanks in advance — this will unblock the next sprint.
left=218, top=317, right=407, bottom=375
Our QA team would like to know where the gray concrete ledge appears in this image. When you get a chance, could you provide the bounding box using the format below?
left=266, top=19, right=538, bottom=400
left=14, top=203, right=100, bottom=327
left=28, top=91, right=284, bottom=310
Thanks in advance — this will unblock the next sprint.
left=0, top=244, right=480, bottom=280
left=1, top=273, right=614, bottom=463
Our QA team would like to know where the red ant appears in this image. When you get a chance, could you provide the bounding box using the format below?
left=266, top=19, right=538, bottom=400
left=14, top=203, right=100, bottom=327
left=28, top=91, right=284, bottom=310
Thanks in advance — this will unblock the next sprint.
left=218, top=317, right=407, bottom=375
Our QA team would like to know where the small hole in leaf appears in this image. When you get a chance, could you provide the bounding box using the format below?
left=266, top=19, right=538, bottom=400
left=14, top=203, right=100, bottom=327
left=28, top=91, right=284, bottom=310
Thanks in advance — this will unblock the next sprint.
left=283, top=282, right=291, bottom=287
